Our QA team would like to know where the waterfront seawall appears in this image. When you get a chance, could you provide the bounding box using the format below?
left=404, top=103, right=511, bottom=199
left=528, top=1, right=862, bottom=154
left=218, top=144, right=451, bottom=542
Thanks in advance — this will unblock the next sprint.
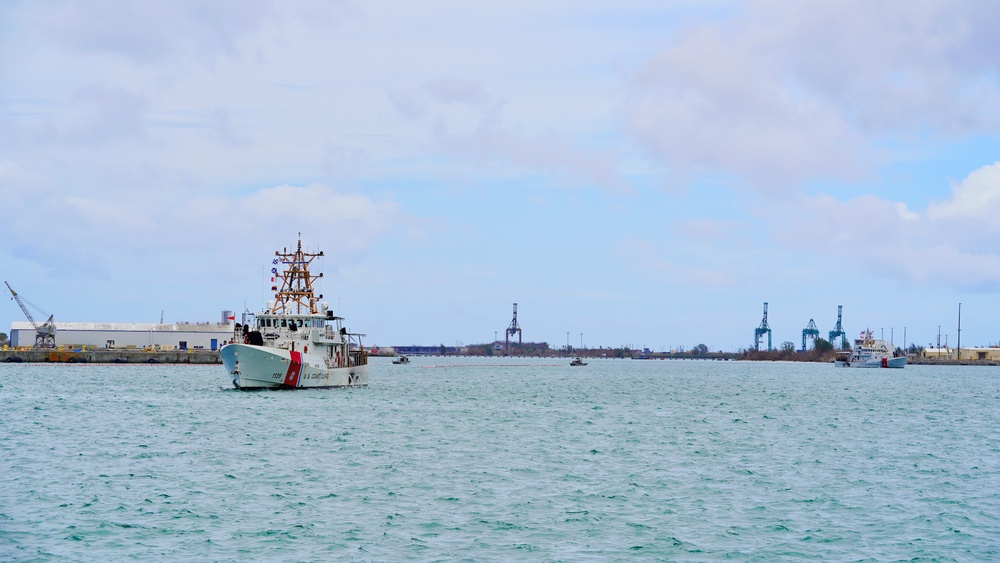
left=1, top=349, right=221, bottom=364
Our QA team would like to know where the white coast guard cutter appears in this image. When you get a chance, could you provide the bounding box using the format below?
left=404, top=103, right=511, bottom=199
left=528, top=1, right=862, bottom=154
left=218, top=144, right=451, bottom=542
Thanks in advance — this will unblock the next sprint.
left=834, top=328, right=906, bottom=369
left=221, top=237, right=369, bottom=389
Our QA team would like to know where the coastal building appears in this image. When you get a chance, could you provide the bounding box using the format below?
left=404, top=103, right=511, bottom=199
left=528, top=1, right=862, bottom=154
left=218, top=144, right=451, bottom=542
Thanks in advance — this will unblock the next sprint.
left=8, top=321, right=233, bottom=350
left=921, top=347, right=956, bottom=360
left=920, top=346, right=1000, bottom=362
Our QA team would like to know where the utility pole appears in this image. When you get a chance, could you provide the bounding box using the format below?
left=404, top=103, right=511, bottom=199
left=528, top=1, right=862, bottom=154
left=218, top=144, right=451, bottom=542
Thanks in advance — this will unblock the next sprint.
left=957, top=303, right=962, bottom=363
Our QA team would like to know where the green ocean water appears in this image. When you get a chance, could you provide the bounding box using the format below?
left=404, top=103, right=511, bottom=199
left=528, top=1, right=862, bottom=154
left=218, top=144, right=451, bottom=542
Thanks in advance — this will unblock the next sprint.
left=1, top=358, right=998, bottom=561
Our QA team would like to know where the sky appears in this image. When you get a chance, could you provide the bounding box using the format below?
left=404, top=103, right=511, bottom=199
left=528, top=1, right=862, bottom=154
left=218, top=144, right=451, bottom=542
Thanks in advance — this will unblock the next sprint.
left=2, top=0, right=1000, bottom=352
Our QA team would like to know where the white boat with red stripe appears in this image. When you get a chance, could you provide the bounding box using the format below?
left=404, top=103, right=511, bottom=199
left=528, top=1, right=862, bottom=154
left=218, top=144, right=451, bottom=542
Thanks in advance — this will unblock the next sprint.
left=834, top=328, right=906, bottom=369
left=221, top=236, right=369, bottom=389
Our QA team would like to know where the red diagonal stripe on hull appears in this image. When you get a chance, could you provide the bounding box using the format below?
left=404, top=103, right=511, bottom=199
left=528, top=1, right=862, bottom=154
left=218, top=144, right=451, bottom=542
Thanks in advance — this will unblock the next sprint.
left=283, top=350, right=303, bottom=387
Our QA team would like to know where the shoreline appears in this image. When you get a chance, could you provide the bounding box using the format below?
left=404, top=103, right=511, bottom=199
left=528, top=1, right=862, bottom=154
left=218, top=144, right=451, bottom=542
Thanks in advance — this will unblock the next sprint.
left=3, top=348, right=996, bottom=367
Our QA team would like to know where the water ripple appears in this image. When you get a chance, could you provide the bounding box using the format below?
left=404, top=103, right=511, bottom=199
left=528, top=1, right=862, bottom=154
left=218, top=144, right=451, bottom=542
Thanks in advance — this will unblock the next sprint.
left=1, top=360, right=998, bottom=560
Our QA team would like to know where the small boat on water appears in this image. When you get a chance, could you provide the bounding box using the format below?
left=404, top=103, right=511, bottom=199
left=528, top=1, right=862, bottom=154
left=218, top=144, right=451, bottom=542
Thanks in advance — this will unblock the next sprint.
left=834, top=328, right=905, bottom=368
left=220, top=236, right=369, bottom=389
left=570, top=357, right=587, bottom=366
left=392, top=355, right=410, bottom=365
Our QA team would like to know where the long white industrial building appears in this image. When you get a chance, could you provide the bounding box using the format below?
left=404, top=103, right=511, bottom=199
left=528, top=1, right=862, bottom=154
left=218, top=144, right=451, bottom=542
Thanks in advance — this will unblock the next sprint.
left=8, top=321, right=234, bottom=350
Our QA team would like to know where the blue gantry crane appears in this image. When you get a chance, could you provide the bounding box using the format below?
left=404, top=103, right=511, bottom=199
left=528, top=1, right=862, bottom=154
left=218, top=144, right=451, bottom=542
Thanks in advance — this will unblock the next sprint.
left=828, top=305, right=847, bottom=349
left=754, top=302, right=772, bottom=351
left=802, top=319, right=820, bottom=351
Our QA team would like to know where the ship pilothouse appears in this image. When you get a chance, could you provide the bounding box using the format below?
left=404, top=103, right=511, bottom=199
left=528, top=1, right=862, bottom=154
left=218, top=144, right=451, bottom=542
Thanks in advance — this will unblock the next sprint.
left=222, top=236, right=369, bottom=389
left=244, top=308, right=365, bottom=370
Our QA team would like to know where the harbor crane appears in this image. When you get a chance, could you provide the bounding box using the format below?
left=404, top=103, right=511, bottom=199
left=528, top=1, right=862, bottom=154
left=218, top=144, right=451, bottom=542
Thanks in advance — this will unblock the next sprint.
left=4, top=281, right=56, bottom=348
left=754, top=302, right=772, bottom=351
left=828, top=305, right=847, bottom=349
left=504, top=302, right=522, bottom=356
left=802, top=319, right=820, bottom=351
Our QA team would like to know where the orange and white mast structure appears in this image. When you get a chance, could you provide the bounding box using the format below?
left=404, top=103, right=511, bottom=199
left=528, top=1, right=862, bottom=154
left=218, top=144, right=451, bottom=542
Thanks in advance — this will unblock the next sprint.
left=270, top=236, right=324, bottom=315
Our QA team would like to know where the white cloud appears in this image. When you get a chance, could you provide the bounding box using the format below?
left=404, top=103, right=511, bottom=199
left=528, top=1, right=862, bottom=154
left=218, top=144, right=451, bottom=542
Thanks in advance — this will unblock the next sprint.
left=0, top=159, right=43, bottom=204
left=212, top=108, right=254, bottom=148
left=44, top=0, right=277, bottom=64
left=20, top=86, right=152, bottom=147
left=765, top=164, right=1000, bottom=291
left=927, top=162, right=1000, bottom=231
left=624, top=0, right=1000, bottom=192
left=70, top=86, right=151, bottom=144
left=612, top=235, right=736, bottom=287
left=63, top=196, right=158, bottom=232
left=425, top=77, right=491, bottom=106
left=390, top=78, right=627, bottom=193
left=1, top=180, right=402, bottom=289
left=187, top=184, right=403, bottom=259
left=671, top=218, right=742, bottom=242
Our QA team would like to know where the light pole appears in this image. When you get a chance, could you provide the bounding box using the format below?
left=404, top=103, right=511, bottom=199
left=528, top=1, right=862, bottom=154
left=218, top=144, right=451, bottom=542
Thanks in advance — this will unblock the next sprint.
left=958, top=303, right=962, bottom=363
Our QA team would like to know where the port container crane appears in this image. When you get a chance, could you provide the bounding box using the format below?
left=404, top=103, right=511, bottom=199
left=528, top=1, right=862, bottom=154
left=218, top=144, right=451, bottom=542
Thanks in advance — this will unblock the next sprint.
left=828, top=305, right=847, bottom=349
left=4, top=281, right=56, bottom=348
left=754, top=302, right=772, bottom=351
left=504, top=302, right=522, bottom=356
left=802, top=319, right=820, bottom=351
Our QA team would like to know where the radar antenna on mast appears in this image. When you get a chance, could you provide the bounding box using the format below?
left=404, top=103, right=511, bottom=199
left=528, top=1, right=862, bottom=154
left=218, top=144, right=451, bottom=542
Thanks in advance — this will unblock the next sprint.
left=270, top=234, right=325, bottom=315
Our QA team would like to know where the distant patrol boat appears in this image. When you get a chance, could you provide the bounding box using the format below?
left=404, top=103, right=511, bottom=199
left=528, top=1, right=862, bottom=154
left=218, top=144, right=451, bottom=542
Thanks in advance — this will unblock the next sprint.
left=834, top=328, right=906, bottom=368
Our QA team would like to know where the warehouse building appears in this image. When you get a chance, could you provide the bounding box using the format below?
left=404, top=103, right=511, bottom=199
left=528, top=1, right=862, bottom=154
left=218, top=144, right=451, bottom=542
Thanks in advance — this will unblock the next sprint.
left=8, top=320, right=234, bottom=350
left=921, top=346, right=1000, bottom=362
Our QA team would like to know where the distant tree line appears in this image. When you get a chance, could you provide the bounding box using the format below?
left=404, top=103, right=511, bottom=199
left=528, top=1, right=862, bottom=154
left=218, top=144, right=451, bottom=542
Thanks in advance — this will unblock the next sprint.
left=740, top=337, right=838, bottom=362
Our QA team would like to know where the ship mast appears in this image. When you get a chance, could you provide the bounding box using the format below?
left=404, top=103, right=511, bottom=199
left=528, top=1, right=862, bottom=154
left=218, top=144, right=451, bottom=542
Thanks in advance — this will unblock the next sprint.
left=271, top=235, right=324, bottom=315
